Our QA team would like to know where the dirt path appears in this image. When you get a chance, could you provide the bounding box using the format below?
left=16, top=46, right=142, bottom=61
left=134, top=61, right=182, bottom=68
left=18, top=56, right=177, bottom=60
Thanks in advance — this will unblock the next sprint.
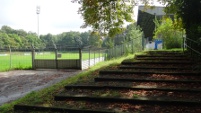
left=0, top=69, right=82, bottom=105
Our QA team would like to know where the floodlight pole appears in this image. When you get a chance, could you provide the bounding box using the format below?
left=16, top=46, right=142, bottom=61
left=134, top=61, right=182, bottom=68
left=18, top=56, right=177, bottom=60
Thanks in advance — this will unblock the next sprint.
left=36, top=6, right=40, bottom=39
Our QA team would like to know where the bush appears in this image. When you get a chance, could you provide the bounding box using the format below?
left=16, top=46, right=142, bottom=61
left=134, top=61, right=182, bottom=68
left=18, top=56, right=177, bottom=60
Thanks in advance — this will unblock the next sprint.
left=164, top=32, right=183, bottom=49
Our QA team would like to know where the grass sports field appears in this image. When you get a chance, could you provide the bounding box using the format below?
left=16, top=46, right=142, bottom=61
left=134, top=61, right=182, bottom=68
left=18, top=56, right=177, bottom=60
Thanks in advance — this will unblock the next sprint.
left=0, top=51, right=104, bottom=71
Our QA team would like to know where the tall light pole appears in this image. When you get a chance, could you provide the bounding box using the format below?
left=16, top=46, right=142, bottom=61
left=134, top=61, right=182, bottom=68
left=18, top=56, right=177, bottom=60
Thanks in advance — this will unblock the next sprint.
left=36, top=6, right=40, bottom=38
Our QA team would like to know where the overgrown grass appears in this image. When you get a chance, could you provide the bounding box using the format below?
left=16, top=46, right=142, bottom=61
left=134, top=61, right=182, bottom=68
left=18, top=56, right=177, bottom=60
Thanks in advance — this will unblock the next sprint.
left=144, top=48, right=185, bottom=52
left=0, top=53, right=135, bottom=113
left=142, top=48, right=185, bottom=55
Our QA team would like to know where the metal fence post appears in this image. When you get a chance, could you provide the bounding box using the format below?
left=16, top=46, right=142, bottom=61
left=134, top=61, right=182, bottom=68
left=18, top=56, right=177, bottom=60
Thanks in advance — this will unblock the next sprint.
left=31, top=45, right=35, bottom=70
left=183, top=36, right=185, bottom=53
left=105, top=49, right=108, bottom=61
left=142, top=34, right=145, bottom=50
left=190, top=41, right=192, bottom=56
left=8, top=46, right=12, bottom=70
left=114, top=46, right=116, bottom=58
left=89, top=47, right=90, bottom=67
left=94, top=50, right=95, bottom=65
left=54, top=44, right=58, bottom=69
left=132, top=39, right=134, bottom=54
left=122, top=39, right=125, bottom=55
left=182, top=30, right=185, bottom=53
left=79, top=48, right=82, bottom=70
left=99, top=49, right=100, bottom=62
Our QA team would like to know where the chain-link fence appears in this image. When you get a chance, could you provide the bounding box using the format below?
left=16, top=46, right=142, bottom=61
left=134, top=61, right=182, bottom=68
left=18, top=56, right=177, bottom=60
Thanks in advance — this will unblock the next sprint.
left=0, top=37, right=142, bottom=71
left=0, top=47, right=32, bottom=71
left=82, top=47, right=106, bottom=69
left=105, top=39, right=142, bottom=60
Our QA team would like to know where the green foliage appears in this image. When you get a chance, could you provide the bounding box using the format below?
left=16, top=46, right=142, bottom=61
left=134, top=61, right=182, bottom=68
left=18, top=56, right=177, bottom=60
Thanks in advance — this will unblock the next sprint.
left=103, top=23, right=143, bottom=50
left=71, top=0, right=178, bottom=37
left=80, top=32, right=90, bottom=46
left=103, top=38, right=115, bottom=48
left=164, top=0, right=201, bottom=43
left=124, top=24, right=142, bottom=49
left=71, top=0, right=200, bottom=52
left=164, top=32, right=182, bottom=49
left=102, top=23, right=143, bottom=59
left=0, top=26, right=104, bottom=49
left=153, top=17, right=183, bottom=49
left=125, top=24, right=143, bottom=40
left=0, top=26, right=44, bottom=49
left=72, top=0, right=137, bottom=37
left=89, top=31, right=103, bottom=48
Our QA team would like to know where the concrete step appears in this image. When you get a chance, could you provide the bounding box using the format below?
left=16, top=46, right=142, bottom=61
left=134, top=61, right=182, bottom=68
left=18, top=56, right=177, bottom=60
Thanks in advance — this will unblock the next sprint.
left=119, top=65, right=192, bottom=70
left=65, top=85, right=201, bottom=93
left=135, top=57, right=190, bottom=60
left=54, top=95, right=201, bottom=106
left=14, top=104, right=114, bottom=113
left=94, top=77, right=201, bottom=83
left=121, top=60, right=193, bottom=65
left=99, top=70, right=199, bottom=75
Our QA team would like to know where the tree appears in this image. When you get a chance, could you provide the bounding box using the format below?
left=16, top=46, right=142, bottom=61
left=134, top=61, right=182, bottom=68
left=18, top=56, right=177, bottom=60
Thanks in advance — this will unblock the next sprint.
left=1, top=25, right=14, bottom=34
left=40, top=33, right=56, bottom=48
left=8, top=34, right=21, bottom=48
left=163, top=0, right=201, bottom=52
left=16, top=29, right=27, bottom=37
left=71, top=0, right=148, bottom=37
left=74, top=34, right=82, bottom=47
left=71, top=0, right=171, bottom=37
left=72, top=0, right=200, bottom=45
left=0, top=32, right=9, bottom=47
left=80, top=31, right=90, bottom=47
left=88, top=31, right=103, bottom=48
left=165, top=0, right=201, bottom=40
left=124, top=24, right=142, bottom=41
left=154, top=17, right=183, bottom=49
left=124, top=23, right=143, bottom=49
left=102, top=23, right=143, bottom=48
left=56, top=31, right=81, bottom=47
left=102, top=37, right=114, bottom=48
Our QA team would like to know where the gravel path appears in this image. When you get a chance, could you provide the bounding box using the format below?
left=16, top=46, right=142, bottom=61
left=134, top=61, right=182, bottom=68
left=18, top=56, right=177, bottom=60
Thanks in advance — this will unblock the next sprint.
left=0, top=69, right=82, bottom=105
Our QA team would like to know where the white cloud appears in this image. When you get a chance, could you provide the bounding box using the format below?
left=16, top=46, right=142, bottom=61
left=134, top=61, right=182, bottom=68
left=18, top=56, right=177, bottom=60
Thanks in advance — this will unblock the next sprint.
left=0, top=0, right=90, bottom=35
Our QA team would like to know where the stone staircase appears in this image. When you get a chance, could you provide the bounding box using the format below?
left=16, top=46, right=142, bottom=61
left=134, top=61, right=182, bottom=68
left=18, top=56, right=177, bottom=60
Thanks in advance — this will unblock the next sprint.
left=14, top=51, right=201, bottom=113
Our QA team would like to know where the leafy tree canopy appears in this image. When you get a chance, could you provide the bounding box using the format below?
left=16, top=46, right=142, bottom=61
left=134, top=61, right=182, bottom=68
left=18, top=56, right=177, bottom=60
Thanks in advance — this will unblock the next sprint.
left=71, top=0, right=169, bottom=37
left=164, top=0, right=201, bottom=40
left=72, top=0, right=200, bottom=41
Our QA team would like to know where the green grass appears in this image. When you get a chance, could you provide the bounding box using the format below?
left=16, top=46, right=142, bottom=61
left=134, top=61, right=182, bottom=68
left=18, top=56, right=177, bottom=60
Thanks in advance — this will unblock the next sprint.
left=35, top=51, right=104, bottom=60
left=0, top=53, right=135, bottom=113
left=144, top=48, right=185, bottom=52
left=0, top=53, right=32, bottom=71
left=143, top=48, right=182, bottom=53
left=0, top=52, right=105, bottom=71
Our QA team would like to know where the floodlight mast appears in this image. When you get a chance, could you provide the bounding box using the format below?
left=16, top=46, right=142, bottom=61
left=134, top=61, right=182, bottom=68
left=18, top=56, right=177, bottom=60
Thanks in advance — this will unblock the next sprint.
left=36, top=6, right=40, bottom=39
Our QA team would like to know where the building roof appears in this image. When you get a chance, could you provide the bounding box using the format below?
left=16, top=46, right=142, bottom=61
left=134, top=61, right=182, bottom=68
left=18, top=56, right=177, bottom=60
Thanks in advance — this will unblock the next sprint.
left=138, top=6, right=167, bottom=16
left=137, top=6, right=173, bottom=38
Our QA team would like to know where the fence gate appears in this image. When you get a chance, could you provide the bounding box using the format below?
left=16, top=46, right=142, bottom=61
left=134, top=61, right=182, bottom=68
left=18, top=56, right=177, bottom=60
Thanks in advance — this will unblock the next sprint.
left=32, top=47, right=82, bottom=70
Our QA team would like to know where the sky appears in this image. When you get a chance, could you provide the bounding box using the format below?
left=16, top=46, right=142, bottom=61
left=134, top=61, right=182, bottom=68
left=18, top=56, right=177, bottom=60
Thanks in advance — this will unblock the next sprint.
left=0, top=0, right=91, bottom=35
left=0, top=0, right=163, bottom=35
